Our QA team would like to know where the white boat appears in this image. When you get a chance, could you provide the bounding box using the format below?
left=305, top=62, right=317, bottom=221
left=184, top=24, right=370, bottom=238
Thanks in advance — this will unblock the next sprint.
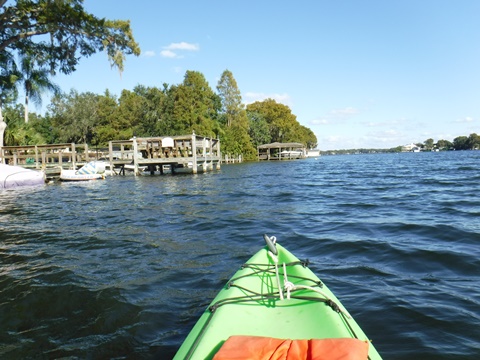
left=123, top=164, right=147, bottom=172
left=60, top=161, right=106, bottom=181
left=59, top=170, right=105, bottom=181
left=0, top=163, right=45, bottom=190
left=307, top=149, right=321, bottom=157
left=280, top=150, right=304, bottom=158
left=103, top=163, right=117, bottom=176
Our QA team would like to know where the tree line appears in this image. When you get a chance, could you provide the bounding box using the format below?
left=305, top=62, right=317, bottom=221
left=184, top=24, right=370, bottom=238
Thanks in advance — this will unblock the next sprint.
left=319, top=133, right=480, bottom=156
left=420, top=134, right=480, bottom=151
left=2, top=69, right=318, bottom=160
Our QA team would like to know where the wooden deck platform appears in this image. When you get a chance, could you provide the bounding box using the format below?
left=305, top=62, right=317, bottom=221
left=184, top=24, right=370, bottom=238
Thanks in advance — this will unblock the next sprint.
left=0, top=132, right=222, bottom=178
left=108, top=133, right=221, bottom=175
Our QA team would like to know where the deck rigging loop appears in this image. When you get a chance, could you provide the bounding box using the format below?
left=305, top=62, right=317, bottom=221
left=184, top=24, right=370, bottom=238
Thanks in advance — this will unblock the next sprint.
left=211, top=262, right=351, bottom=318
left=263, top=234, right=278, bottom=255
left=265, top=234, right=283, bottom=299
left=280, top=261, right=351, bottom=319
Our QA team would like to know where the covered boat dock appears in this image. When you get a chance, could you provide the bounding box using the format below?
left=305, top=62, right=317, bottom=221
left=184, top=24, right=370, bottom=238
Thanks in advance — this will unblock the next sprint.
left=257, top=142, right=306, bottom=160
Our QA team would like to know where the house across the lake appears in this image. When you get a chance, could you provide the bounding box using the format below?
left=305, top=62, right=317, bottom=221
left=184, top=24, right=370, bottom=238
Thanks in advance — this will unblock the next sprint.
left=402, top=143, right=421, bottom=152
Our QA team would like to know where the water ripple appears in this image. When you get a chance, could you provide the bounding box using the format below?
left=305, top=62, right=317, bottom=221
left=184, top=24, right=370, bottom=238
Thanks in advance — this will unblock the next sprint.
left=0, top=151, right=479, bottom=359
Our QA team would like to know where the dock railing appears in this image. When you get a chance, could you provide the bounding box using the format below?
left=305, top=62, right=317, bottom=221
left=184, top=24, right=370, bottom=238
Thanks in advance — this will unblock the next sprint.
left=0, top=132, right=224, bottom=177
left=0, top=143, right=98, bottom=169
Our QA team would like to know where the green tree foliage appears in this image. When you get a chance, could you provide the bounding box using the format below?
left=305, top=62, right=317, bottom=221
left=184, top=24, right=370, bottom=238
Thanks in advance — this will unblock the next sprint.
left=94, top=90, right=121, bottom=144
left=172, top=71, right=219, bottom=136
left=49, top=90, right=100, bottom=144
left=2, top=103, right=46, bottom=145
left=216, top=69, right=255, bottom=159
left=436, top=139, right=453, bottom=150
left=0, top=0, right=140, bottom=78
left=424, top=138, right=434, bottom=151
left=114, top=86, right=168, bottom=140
left=4, top=69, right=319, bottom=160
left=132, top=85, right=166, bottom=136
left=246, top=99, right=317, bottom=146
left=0, top=0, right=140, bottom=144
left=19, top=52, right=60, bottom=123
left=453, top=136, right=469, bottom=150
left=0, top=50, right=19, bottom=105
left=116, top=89, right=145, bottom=139
left=217, top=69, right=243, bottom=127
left=247, top=99, right=288, bottom=142
left=156, top=84, right=183, bottom=136
left=247, top=111, right=271, bottom=148
left=421, top=136, right=480, bottom=151
left=221, top=125, right=253, bottom=159
left=467, top=133, right=480, bottom=150
left=451, top=134, right=480, bottom=150
left=298, top=125, right=318, bottom=149
left=29, top=112, right=55, bottom=143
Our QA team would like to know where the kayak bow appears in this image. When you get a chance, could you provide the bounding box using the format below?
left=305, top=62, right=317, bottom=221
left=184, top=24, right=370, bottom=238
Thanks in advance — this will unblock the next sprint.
left=174, top=234, right=382, bottom=360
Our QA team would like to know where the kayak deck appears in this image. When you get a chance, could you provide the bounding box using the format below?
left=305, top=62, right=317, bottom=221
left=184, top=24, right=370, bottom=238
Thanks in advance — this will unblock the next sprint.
left=174, top=240, right=382, bottom=359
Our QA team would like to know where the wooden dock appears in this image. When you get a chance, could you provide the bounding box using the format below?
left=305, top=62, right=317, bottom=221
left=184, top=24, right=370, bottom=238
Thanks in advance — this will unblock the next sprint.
left=108, top=133, right=221, bottom=176
left=0, top=143, right=97, bottom=179
left=0, top=132, right=222, bottom=178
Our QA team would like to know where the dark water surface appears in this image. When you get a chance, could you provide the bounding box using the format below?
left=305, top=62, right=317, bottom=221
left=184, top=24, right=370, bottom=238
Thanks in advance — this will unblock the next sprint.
left=1, top=151, right=479, bottom=359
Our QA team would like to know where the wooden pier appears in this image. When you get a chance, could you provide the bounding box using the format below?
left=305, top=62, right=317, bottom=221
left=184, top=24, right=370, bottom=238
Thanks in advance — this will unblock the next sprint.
left=108, top=133, right=221, bottom=176
left=0, top=132, right=221, bottom=178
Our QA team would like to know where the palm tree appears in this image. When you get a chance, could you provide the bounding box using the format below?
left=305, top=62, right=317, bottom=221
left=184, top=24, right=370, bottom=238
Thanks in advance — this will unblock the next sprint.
left=0, top=50, right=20, bottom=147
left=19, top=54, right=60, bottom=123
left=0, top=108, right=6, bottom=151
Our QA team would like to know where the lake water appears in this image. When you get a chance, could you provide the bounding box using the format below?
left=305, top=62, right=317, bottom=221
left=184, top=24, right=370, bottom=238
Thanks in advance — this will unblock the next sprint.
left=1, top=151, right=479, bottom=359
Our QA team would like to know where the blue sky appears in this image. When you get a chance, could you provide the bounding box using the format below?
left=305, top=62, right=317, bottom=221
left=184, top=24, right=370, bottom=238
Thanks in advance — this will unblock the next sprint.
left=48, top=0, right=480, bottom=150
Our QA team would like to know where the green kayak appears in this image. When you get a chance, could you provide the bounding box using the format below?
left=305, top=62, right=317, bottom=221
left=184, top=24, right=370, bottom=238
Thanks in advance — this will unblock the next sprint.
left=174, top=235, right=382, bottom=360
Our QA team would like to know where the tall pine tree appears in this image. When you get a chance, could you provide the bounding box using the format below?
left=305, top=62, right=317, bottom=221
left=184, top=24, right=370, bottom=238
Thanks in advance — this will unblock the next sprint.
left=217, top=70, right=255, bottom=159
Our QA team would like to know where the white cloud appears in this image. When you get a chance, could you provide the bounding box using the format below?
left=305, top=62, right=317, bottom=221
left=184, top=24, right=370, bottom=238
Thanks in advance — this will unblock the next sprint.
left=243, top=92, right=292, bottom=106
left=311, top=118, right=330, bottom=125
left=370, top=129, right=401, bottom=140
left=160, top=42, right=199, bottom=59
left=310, top=106, right=360, bottom=126
left=363, top=118, right=407, bottom=127
left=455, top=116, right=474, bottom=123
left=330, top=107, right=359, bottom=116
left=160, top=50, right=181, bottom=58
left=384, top=129, right=400, bottom=136
left=142, top=50, right=156, bottom=57
left=325, top=135, right=342, bottom=143
left=317, top=126, right=412, bottom=150
left=164, top=42, right=200, bottom=51
left=319, top=135, right=359, bottom=150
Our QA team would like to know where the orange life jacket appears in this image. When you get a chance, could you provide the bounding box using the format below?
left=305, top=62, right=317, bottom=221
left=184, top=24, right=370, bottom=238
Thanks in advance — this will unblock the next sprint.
left=213, top=336, right=369, bottom=360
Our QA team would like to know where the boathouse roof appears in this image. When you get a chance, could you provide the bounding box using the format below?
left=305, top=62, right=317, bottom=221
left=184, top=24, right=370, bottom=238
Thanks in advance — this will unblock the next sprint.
left=257, top=142, right=305, bottom=149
